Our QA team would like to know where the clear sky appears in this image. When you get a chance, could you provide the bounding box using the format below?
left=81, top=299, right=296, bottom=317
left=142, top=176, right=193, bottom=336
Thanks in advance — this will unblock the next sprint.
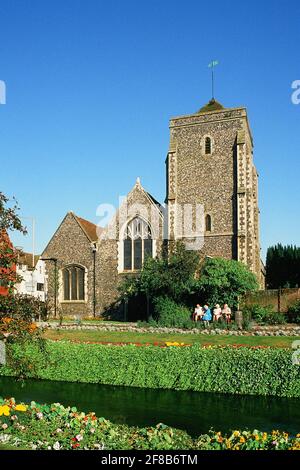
left=0, top=0, right=299, bottom=260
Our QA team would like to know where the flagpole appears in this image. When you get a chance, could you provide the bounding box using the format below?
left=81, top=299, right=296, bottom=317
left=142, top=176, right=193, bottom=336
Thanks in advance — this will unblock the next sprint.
left=212, top=63, right=214, bottom=99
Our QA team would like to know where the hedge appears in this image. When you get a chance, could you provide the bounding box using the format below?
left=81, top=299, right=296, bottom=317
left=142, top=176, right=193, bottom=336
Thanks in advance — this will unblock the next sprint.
left=1, top=341, right=300, bottom=397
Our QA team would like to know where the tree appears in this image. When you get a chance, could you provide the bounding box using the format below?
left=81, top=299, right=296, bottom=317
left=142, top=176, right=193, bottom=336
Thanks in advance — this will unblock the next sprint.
left=0, top=192, right=27, bottom=293
left=118, top=242, right=200, bottom=304
left=266, top=244, right=300, bottom=289
left=196, top=257, right=259, bottom=309
left=0, top=192, right=46, bottom=378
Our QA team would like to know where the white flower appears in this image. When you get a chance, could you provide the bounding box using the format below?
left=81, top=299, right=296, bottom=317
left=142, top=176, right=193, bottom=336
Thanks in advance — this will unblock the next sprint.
left=2, top=423, right=8, bottom=430
left=53, top=441, right=61, bottom=450
left=90, top=428, right=95, bottom=434
left=56, top=428, right=62, bottom=434
left=31, top=444, right=37, bottom=450
left=47, top=446, right=51, bottom=450
left=76, top=434, right=83, bottom=441
left=65, top=423, right=70, bottom=428
left=11, top=415, right=18, bottom=421
left=94, top=443, right=105, bottom=450
left=36, top=412, right=43, bottom=420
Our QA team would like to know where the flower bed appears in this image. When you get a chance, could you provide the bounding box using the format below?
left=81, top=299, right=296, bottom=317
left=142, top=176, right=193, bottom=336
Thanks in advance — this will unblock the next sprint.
left=0, top=397, right=300, bottom=450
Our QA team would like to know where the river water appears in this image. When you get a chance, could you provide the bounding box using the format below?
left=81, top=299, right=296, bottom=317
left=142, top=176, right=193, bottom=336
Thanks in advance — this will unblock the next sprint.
left=1, top=376, right=300, bottom=437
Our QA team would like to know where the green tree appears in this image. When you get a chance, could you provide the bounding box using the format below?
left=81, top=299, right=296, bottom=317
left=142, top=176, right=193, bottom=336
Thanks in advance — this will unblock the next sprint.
left=196, top=257, right=259, bottom=309
left=118, top=242, right=200, bottom=303
left=266, top=244, right=300, bottom=288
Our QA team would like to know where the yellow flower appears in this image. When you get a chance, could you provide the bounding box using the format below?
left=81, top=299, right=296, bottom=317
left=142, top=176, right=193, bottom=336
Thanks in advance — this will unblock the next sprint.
left=233, top=431, right=240, bottom=437
left=15, top=404, right=28, bottom=412
left=262, top=433, right=267, bottom=441
left=240, top=436, right=246, bottom=443
left=0, top=405, right=10, bottom=416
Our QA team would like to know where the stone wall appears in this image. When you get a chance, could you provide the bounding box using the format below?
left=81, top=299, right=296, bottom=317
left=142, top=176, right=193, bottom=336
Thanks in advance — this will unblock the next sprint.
left=243, top=288, right=300, bottom=312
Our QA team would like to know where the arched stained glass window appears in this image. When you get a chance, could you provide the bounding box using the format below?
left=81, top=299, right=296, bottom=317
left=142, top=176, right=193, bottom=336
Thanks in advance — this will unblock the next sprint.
left=63, top=265, right=85, bottom=301
left=123, top=218, right=153, bottom=271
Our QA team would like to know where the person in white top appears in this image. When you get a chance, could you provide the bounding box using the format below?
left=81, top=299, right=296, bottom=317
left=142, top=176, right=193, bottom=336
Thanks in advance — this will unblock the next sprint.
left=222, top=304, right=232, bottom=324
left=213, top=304, right=222, bottom=322
left=193, top=304, right=204, bottom=322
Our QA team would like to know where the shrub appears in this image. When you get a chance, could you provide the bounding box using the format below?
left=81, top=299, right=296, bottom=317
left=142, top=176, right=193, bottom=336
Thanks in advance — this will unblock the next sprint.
left=288, top=300, right=300, bottom=324
left=2, top=342, right=300, bottom=398
left=0, top=294, right=48, bottom=321
left=242, top=304, right=286, bottom=325
left=153, top=297, right=192, bottom=328
left=196, top=258, right=259, bottom=309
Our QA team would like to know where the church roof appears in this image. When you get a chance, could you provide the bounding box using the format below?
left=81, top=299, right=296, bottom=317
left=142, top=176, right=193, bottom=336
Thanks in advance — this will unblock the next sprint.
left=197, top=98, right=225, bottom=114
left=74, top=215, right=101, bottom=242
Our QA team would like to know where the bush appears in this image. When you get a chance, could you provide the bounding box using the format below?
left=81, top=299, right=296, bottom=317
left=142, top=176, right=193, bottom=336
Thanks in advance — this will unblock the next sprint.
left=196, top=258, right=259, bottom=309
left=0, top=294, right=48, bottom=321
left=153, top=297, right=192, bottom=328
left=288, top=300, right=300, bottom=324
left=242, top=304, right=286, bottom=325
left=2, top=341, right=300, bottom=398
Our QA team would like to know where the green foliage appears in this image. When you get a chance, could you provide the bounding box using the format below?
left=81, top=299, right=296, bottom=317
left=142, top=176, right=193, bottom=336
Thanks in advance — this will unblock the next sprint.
left=288, top=300, right=300, bottom=324
left=0, top=192, right=27, bottom=292
left=0, top=294, right=48, bottom=321
left=196, top=258, right=259, bottom=309
left=2, top=341, right=300, bottom=398
left=266, top=243, right=300, bottom=289
left=118, top=242, right=200, bottom=303
left=153, top=297, right=192, bottom=328
left=242, top=304, right=286, bottom=325
left=2, top=397, right=299, bottom=450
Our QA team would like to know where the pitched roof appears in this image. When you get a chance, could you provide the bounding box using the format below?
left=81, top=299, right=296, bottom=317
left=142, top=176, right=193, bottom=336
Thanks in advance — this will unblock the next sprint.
left=197, top=98, right=225, bottom=114
left=73, top=214, right=102, bottom=242
left=17, top=252, right=40, bottom=269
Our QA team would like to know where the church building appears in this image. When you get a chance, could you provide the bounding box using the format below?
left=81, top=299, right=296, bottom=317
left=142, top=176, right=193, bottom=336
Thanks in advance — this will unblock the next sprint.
left=42, top=99, right=264, bottom=318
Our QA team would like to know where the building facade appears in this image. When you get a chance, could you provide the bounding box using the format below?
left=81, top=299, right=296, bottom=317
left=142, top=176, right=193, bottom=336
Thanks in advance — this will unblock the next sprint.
left=15, top=253, right=46, bottom=301
left=42, top=99, right=264, bottom=318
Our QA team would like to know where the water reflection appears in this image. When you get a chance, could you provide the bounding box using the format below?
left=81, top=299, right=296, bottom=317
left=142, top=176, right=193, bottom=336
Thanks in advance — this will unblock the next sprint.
left=0, top=376, right=299, bottom=437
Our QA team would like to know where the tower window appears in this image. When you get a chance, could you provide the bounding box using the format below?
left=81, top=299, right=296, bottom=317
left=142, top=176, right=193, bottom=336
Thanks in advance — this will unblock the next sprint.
left=123, top=217, right=153, bottom=271
left=205, top=214, right=212, bottom=232
left=205, top=137, right=212, bottom=155
left=63, top=265, right=85, bottom=301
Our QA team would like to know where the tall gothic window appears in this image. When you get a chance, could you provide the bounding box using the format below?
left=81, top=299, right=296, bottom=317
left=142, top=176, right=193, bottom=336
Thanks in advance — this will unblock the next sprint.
left=63, top=265, right=85, bottom=301
left=205, top=137, right=212, bottom=155
left=205, top=214, right=212, bottom=232
left=123, top=218, right=153, bottom=271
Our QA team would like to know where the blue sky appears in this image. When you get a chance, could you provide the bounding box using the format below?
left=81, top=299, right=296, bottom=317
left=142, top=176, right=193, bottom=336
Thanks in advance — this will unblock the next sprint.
left=0, top=0, right=299, bottom=260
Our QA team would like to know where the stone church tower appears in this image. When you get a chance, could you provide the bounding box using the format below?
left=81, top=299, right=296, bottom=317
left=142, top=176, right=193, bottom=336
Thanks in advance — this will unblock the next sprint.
left=166, top=99, right=262, bottom=284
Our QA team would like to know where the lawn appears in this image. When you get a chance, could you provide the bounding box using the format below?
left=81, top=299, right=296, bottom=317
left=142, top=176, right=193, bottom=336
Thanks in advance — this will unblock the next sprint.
left=43, top=329, right=299, bottom=348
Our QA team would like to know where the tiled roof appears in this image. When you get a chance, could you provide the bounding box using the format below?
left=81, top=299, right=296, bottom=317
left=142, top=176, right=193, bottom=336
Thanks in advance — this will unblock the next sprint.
left=17, top=252, right=40, bottom=269
left=74, top=215, right=102, bottom=242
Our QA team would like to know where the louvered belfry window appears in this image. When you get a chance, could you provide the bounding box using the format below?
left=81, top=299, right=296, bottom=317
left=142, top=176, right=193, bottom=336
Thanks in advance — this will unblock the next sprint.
left=123, top=218, right=153, bottom=271
left=205, top=137, right=212, bottom=155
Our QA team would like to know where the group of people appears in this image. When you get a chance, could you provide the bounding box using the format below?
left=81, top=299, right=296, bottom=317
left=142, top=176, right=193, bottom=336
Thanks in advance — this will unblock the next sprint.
left=192, top=303, right=232, bottom=326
